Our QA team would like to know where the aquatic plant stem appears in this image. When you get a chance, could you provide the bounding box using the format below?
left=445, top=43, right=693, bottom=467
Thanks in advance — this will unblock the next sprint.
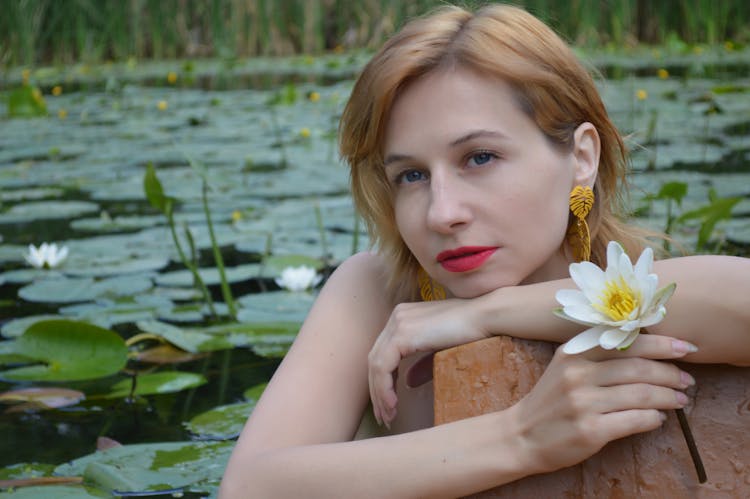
left=201, top=181, right=237, bottom=319
left=675, top=407, right=707, bottom=483
left=314, top=201, right=330, bottom=264
left=166, top=204, right=218, bottom=317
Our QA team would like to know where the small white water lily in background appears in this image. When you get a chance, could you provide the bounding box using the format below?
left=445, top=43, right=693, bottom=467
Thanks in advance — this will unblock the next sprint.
left=24, top=242, right=69, bottom=269
left=556, top=241, right=676, bottom=354
left=275, top=265, right=322, bottom=292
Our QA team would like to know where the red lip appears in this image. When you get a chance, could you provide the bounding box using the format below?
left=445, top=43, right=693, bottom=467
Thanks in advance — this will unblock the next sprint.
left=437, top=246, right=497, bottom=273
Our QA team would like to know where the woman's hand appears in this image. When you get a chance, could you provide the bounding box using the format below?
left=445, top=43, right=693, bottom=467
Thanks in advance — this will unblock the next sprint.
left=368, top=298, right=487, bottom=426
left=512, top=333, right=697, bottom=475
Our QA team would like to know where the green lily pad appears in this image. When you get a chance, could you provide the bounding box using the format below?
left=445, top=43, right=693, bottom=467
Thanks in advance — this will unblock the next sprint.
left=262, top=254, right=325, bottom=273
left=0, top=201, right=99, bottom=224
left=0, top=462, right=57, bottom=481
left=96, top=371, right=207, bottom=399
left=155, top=263, right=260, bottom=287
left=184, top=400, right=256, bottom=439
left=62, top=255, right=169, bottom=277
left=1, top=315, right=67, bottom=339
left=0, top=485, right=108, bottom=498
left=243, top=382, right=268, bottom=401
left=0, top=320, right=128, bottom=382
left=18, top=275, right=153, bottom=304
left=135, top=320, right=232, bottom=353
left=53, top=440, right=232, bottom=495
left=184, top=382, right=267, bottom=439
left=237, top=290, right=315, bottom=323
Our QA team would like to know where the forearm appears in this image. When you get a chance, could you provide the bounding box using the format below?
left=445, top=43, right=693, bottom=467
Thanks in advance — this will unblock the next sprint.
left=475, top=255, right=750, bottom=365
left=219, top=410, right=529, bottom=499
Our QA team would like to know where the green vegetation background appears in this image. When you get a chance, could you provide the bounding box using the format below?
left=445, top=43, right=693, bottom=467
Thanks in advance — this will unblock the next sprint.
left=3, top=0, right=750, bottom=67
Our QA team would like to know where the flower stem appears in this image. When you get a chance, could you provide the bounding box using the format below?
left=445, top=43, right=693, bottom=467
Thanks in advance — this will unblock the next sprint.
left=675, top=408, right=706, bottom=483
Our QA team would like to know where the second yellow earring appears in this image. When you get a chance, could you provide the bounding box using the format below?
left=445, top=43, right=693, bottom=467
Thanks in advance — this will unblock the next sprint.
left=567, top=185, right=594, bottom=262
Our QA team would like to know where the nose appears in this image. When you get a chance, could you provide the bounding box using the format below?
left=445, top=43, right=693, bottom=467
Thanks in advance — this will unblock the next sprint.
left=426, top=169, right=472, bottom=234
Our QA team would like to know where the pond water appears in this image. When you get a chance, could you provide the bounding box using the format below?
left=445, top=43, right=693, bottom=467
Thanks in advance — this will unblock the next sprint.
left=0, top=48, right=749, bottom=497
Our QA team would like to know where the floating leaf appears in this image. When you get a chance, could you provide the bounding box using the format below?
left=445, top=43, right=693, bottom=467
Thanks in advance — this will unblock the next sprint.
left=1, top=315, right=66, bottom=338
left=96, top=371, right=207, bottom=399
left=135, top=320, right=232, bottom=353
left=237, top=290, right=315, bottom=323
left=0, top=320, right=128, bottom=382
left=262, top=254, right=324, bottom=274
left=19, top=275, right=153, bottom=304
left=184, top=401, right=256, bottom=439
left=130, top=344, right=207, bottom=364
left=0, top=484, right=107, bottom=498
left=54, top=441, right=232, bottom=495
left=155, top=263, right=260, bottom=287
left=0, top=201, right=98, bottom=224
left=0, top=387, right=85, bottom=411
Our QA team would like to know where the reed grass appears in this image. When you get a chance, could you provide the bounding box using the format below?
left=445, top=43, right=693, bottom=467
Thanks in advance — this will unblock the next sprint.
left=2, top=0, right=749, bottom=67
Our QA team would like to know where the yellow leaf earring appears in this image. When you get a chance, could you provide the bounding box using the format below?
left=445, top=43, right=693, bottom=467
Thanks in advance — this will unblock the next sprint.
left=417, top=267, right=446, bottom=302
left=567, top=185, right=594, bottom=262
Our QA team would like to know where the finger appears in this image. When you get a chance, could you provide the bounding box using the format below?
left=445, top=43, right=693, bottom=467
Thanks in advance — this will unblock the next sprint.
left=592, top=357, right=693, bottom=389
left=592, top=383, right=688, bottom=413
left=593, top=409, right=666, bottom=443
left=368, top=346, right=401, bottom=426
left=580, top=333, right=698, bottom=362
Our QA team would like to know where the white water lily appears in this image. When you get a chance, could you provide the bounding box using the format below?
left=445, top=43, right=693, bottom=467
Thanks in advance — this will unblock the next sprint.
left=556, top=241, right=676, bottom=354
left=274, top=265, right=322, bottom=292
left=24, top=242, right=69, bottom=269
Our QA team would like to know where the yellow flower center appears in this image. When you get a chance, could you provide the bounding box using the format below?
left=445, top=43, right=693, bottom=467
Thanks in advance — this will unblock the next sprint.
left=594, top=277, right=639, bottom=321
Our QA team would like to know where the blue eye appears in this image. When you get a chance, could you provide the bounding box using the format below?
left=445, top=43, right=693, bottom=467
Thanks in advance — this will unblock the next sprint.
left=398, top=169, right=427, bottom=184
left=468, top=151, right=496, bottom=167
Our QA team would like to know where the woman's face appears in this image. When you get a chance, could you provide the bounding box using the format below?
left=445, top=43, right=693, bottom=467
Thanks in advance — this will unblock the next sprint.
left=383, top=68, right=596, bottom=298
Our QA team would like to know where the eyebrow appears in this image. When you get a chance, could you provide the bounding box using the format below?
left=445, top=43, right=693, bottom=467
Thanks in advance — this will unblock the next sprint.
left=383, top=129, right=507, bottom=167
left=449, top=129, right=507, bottom=147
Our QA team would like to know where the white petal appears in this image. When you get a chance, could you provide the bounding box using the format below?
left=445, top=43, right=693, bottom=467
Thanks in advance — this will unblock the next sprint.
left=606, top=241, right=624, bottom=269
left=561, top=304, right=612, bottom=325
left=563, top=325, right=609, bottom=354
left=555, top=289, right=589, bottom=307
left=634, top=247, right=653, bottom=281
left=569, top=262, right=606, bottom=301
left=599, top=327, right=632, bottom=349
left=639, top=306, right=667, bottom=328
left=621, top=319, right=641, bottom=332
left=616, top=329, right=641, bottom=350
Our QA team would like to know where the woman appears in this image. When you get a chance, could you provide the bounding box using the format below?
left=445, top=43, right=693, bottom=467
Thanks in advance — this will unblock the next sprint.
left=220, top=4, right=749, bottom=497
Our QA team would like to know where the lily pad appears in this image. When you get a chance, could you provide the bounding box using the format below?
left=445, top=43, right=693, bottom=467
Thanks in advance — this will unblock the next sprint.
left=236, top=290, right=315, bottom=323
left=0, top=201, right=99, bottom=224
left=155, top=263, right=260, bottom=287
left=0, top=320, right=128, bottom=382
left=96, top=371, right=207, bottom=399
left=54, top=440, right=232, bottom=495
left=18, top=275, right=153, bottom=304
left=184, top=400, right=256, bottom=439
left=0, top=387, right=85, bottom=411
left=1, top=315, right=67, bottom=339
left=0, top=484, right=108, bottom=498
left=184, top=382, right=267, bottom=439
left=135, top=320, right=232, bottom=353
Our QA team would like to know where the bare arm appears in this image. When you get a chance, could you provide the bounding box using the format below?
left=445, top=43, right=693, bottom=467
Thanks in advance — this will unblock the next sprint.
left=368, top=255, right=750, bottom=424
left=473, top=255, right=750, bottom=364
left=219, top=252, right=692, bottom=497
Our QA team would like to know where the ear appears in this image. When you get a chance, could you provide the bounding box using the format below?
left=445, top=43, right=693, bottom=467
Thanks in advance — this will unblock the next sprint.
left=572, top=122, right=600, bottom=188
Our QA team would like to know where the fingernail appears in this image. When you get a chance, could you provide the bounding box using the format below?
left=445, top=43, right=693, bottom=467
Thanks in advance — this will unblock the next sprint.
left=675, top=391, right=689, bottom=406
left=680, top=370, right=695, bottom=387
left=672, top=340, right=699, bottom=354
left=659, top=411, right=667, bottom=422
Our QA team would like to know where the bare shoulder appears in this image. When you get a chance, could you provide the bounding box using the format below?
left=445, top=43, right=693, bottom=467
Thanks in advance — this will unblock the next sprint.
left=229, top=251, right=394, bottom=456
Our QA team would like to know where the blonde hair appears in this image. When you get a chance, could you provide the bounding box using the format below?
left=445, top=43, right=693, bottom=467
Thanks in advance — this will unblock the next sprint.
left=340, top=3, right=654, bottom=300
